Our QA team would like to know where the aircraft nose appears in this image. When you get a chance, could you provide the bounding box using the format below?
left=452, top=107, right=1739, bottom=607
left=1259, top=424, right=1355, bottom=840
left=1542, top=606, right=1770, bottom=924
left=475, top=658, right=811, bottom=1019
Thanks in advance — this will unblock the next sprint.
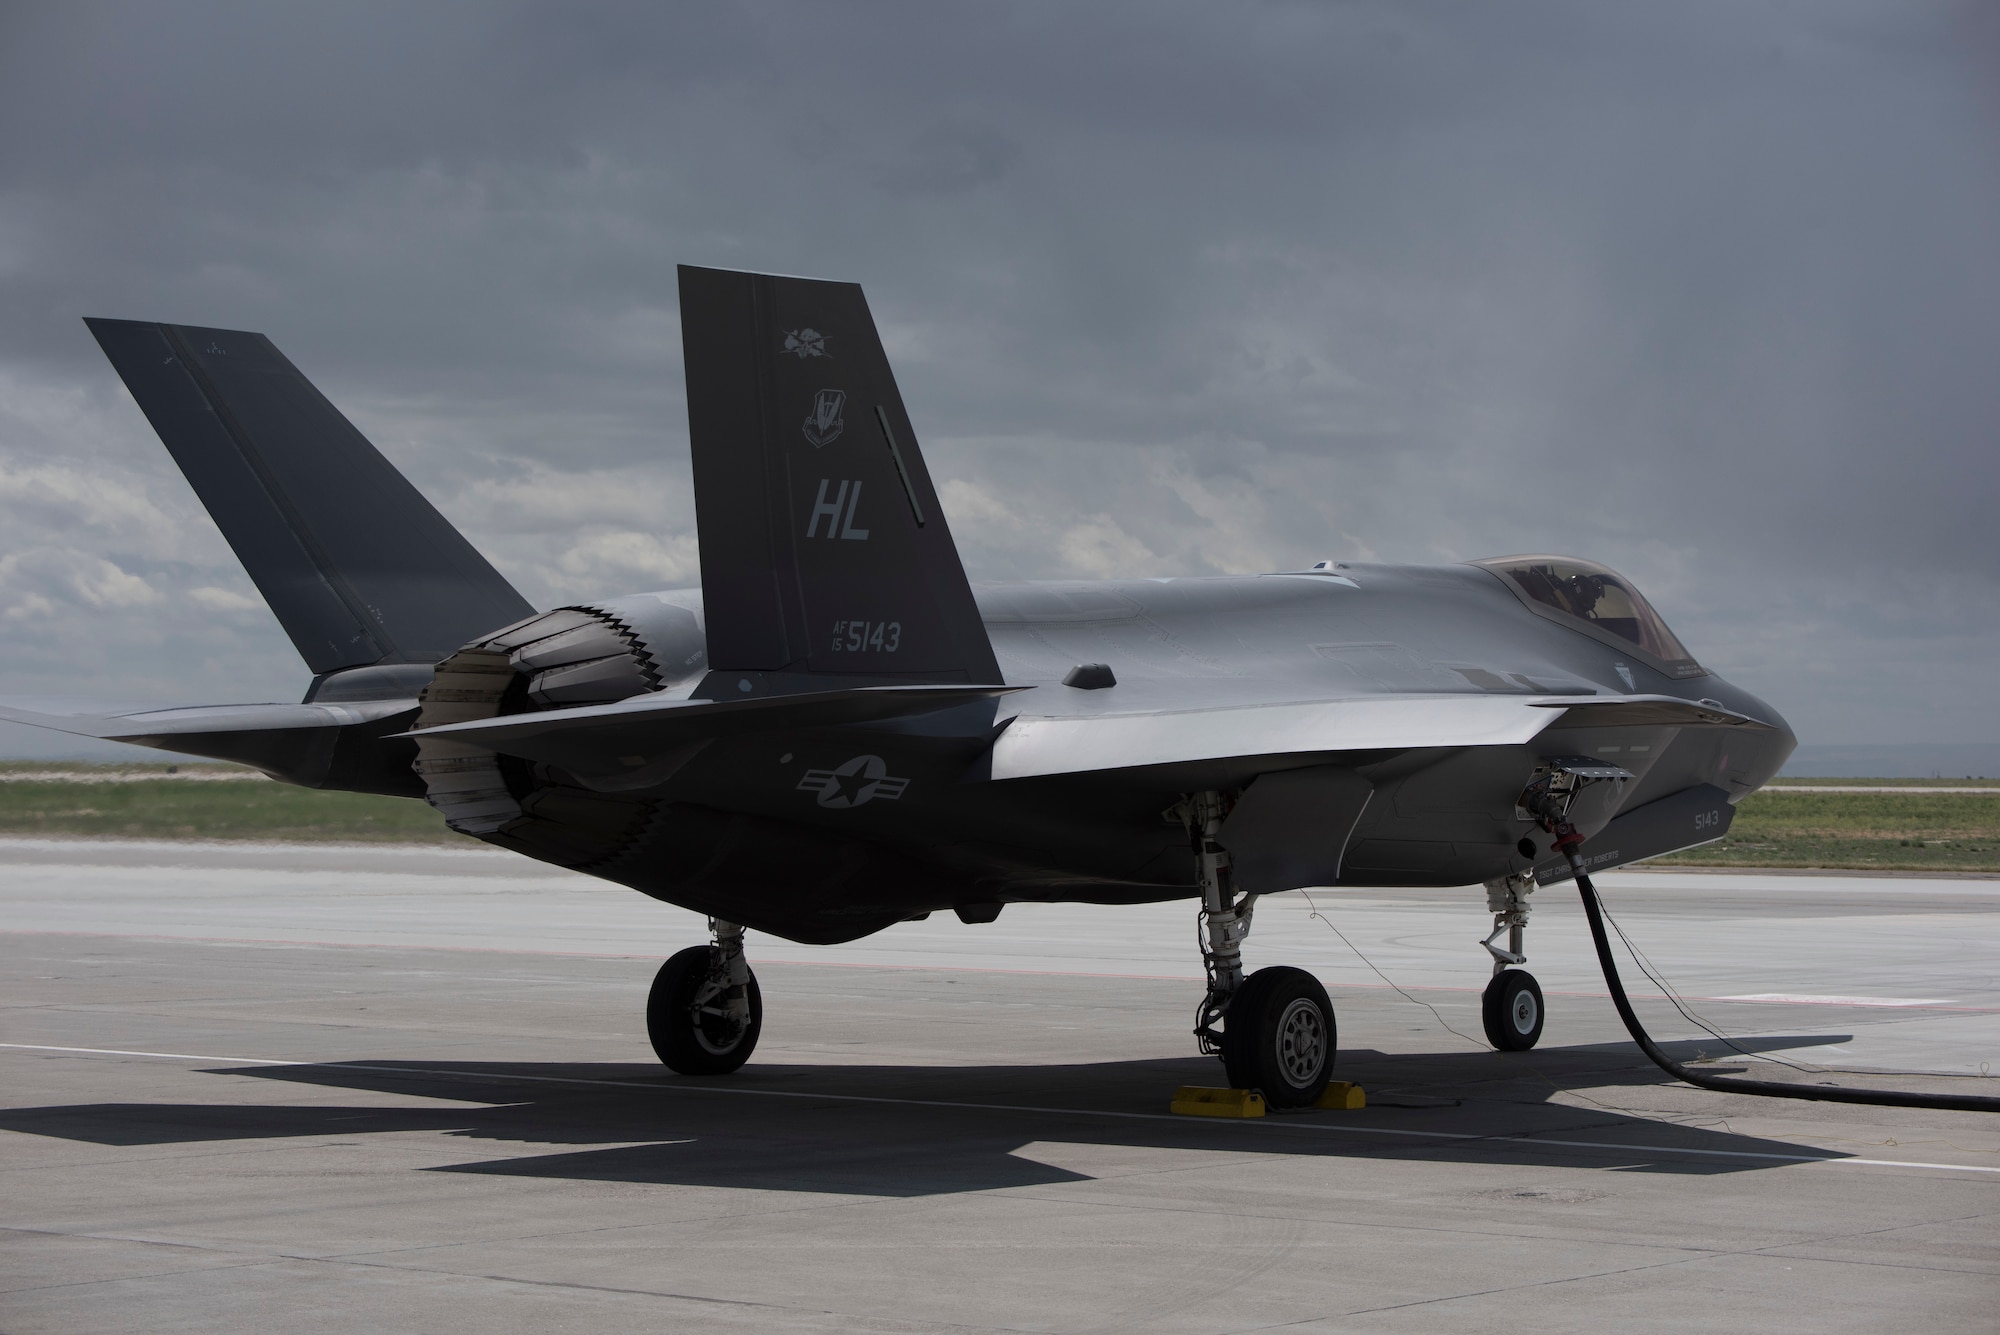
left=1733, top=693, right=1797, bottom=789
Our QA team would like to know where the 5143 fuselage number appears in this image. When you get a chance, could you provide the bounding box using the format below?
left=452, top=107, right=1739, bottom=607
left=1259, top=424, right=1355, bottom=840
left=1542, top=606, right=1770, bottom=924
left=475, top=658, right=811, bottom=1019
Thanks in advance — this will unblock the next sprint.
left=831, top=620, right=900, bottom=653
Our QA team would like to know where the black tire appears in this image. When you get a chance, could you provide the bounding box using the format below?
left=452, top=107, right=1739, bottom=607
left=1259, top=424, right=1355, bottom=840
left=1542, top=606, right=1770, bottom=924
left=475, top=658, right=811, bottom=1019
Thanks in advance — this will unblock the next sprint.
left=647, top=945, right=763, bottom=1075
left=1482, top=968, right=1544, bottom=1051
left=1222, top=966, right=1336, bottom=1108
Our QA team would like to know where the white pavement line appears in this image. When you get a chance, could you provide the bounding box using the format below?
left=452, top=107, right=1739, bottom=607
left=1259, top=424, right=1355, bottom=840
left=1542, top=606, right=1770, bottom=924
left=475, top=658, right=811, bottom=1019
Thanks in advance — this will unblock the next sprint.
left=9, top=931, right=1998, bottom=1012
left=1, top=1044, right=316, bottom=1066
left=0, top=928, right=1199, bottom=980
left=1720, top=994, right=1957, bottom=1008
left=5, top=1042, right=1996, bottom=1177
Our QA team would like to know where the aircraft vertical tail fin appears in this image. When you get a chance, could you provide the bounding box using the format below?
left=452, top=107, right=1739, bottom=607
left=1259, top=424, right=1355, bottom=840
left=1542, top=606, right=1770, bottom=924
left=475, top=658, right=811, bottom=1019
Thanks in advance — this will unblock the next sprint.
left=678, top=265, right=1001, bottom=691
left=85, top=319, right=535, bottom=676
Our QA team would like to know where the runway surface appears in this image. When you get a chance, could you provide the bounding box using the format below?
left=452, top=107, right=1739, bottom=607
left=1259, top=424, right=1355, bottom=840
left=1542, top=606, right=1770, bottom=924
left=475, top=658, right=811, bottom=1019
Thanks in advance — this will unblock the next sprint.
left=3, top=838, right=1996, bottom=1332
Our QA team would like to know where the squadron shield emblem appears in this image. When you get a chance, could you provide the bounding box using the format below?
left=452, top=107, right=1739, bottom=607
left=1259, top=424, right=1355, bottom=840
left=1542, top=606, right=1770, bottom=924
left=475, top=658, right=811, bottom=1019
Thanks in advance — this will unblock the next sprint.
left=803, top=388, right=846, bottom=448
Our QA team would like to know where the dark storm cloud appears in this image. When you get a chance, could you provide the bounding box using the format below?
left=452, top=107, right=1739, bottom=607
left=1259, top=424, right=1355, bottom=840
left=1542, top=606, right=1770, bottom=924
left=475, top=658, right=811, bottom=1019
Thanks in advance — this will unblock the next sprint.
left=0, top=0, right=1994, bottom=751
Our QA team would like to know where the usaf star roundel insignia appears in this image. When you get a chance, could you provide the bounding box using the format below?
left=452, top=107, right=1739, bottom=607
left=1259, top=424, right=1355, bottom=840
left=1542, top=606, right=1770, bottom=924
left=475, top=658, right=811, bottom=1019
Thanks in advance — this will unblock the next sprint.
left=798, top=755, right=909, bottom=809
left=783, top=328, right=828, bottom=358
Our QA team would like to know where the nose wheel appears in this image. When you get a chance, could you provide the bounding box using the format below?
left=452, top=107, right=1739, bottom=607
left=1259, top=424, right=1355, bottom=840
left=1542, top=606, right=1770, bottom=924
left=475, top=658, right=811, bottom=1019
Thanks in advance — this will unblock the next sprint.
left=1482, top=967, right=1544, bottom=1051
left=1478, top=873, right=1545, bottom=1051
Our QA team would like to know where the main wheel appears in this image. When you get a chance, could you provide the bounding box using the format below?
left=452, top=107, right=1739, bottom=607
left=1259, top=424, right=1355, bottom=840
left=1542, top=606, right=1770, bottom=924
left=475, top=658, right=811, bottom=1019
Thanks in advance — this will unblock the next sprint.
left=1482, top=968, right=1544, bottom=1051
left=1222, top=966, right=1336, bottom=1108
left=648, top=945, right=763, bottom=1075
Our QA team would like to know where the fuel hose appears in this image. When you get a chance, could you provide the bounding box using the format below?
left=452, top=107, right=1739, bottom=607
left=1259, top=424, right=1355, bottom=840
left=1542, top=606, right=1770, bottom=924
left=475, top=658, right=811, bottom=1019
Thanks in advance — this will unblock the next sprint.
left=1565, top=846, right=2000, bottom=1114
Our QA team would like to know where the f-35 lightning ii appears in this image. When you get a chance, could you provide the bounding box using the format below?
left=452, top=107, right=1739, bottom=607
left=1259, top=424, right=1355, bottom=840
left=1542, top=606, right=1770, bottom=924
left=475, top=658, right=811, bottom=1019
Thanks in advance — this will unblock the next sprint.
left=2, top=267, right=1794, bottom=1107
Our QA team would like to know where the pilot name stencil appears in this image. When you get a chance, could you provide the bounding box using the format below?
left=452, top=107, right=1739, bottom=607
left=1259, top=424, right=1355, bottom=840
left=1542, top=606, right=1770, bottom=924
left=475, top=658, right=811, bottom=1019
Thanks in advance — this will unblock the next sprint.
left=798, top=755, right=909, bottom=809
left=803, top=388, right=845, bottom=446
left=806, top=478, right=870, bottom=540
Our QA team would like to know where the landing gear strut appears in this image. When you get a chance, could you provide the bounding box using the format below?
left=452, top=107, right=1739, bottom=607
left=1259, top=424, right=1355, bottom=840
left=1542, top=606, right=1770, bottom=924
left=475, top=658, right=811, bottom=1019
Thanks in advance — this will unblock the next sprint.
left=1480, top=872, right=1544, bottom=1051
left=648, top=918, right=763, bottom=1075
left=1178, top=790, right=1335, bottom=1107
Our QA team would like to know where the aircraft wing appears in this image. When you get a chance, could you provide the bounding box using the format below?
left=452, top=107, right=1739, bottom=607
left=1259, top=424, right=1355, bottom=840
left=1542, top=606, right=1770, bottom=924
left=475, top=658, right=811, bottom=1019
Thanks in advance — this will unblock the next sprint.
left=403, top=683, right=1024, bottom=780
left=987, top=693, right=1775, bottom=780
left=404, top=685, right=1770, bottom=786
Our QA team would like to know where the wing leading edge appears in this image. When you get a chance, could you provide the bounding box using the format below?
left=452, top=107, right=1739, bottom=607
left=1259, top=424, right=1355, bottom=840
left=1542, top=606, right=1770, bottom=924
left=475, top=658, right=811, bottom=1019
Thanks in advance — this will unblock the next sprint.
left=985, top=693, right=1775, bottom=782
left=399, top=688, right=1771, bottom=788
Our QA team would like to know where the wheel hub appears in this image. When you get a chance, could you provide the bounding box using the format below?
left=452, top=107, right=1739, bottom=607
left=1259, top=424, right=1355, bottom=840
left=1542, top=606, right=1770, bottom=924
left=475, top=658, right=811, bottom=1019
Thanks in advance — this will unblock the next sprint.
left=1510, top=988, right=1539, bottom=1035
left=690, top=986, right=749, bottom=1055
left=1275, top=996, right=1328, bottom=1088
left=692, top=1011, right=747, bottom=1055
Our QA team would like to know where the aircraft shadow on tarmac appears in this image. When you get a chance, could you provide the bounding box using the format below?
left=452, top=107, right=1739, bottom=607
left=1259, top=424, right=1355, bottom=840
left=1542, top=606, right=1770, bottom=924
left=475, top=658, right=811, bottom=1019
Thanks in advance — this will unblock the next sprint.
left=2, top=1036, right=1862, bottom=1196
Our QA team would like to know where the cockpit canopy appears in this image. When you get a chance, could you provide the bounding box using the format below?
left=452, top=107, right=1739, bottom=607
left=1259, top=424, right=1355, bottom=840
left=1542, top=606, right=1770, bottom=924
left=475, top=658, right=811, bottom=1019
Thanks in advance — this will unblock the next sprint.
left=1472, top=555, right=1704, bottom=678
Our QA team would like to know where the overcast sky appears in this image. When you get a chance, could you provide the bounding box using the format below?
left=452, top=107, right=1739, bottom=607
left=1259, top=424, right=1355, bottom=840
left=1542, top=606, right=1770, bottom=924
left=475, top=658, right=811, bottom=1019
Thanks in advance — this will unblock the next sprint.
left=1, top=0, right=1996, bottom=755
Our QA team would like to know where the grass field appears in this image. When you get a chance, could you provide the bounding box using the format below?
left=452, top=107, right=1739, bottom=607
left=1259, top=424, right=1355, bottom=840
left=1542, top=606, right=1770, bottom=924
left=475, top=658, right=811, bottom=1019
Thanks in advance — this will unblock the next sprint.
left=0, top=764, right=461, bottom=844
left=0, top=764, right=1995, bottom=872
left=1768, top=776, right=2000, bottom=788
left=1651, top=789, right=2000, bottom=872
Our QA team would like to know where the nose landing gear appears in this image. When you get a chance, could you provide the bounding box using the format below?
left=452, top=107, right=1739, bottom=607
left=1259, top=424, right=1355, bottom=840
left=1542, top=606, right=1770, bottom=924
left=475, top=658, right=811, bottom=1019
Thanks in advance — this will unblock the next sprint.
left=648, top=918, right=763, bottom=1075
left=1484, top=758, right=1633, bottom=1055
left=1480, top=872, right=1545, bottom=1051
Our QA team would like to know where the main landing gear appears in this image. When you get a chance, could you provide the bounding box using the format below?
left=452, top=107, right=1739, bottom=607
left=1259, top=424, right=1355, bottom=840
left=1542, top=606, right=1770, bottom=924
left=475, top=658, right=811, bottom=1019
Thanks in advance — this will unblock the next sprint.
left=1179, top=791, right=1336, bottom=1108
left=1479, top=872, right=1545, bottom=1051
left=648, top=918, right=764, bottom=1075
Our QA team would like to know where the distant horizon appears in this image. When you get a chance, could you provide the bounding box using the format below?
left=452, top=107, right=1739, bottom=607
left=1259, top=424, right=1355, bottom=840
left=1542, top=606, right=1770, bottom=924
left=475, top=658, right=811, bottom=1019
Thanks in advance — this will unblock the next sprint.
left=2, top=725, right=1992, bottom=782
left=1773, top=743, right=2000, bottom=780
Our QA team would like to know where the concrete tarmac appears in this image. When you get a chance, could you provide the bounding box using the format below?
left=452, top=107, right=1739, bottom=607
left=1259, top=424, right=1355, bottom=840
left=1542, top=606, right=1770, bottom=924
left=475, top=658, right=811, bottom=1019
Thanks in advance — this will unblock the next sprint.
left=3, top=838, right=1996, bottom=1332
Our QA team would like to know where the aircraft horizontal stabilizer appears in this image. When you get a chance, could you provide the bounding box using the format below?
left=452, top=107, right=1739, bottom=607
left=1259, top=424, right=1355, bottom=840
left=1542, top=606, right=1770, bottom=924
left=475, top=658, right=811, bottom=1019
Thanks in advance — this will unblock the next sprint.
left=0, top=697, right=422, bottom=795
left=0, top=697, right=411, bottom=742
left=404, top=683, right=1023, bottom=780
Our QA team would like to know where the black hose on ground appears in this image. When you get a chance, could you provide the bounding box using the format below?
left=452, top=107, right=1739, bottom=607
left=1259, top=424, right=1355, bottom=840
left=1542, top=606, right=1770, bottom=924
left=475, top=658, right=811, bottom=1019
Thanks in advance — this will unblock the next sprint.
left=1568, top=850, right=2000, bottom=1114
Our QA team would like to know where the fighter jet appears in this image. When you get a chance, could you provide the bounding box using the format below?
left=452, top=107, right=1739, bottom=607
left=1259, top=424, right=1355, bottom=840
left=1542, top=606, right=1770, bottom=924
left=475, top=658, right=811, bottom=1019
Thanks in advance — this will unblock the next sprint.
left=2, top=267, right=1794, bottom=1107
